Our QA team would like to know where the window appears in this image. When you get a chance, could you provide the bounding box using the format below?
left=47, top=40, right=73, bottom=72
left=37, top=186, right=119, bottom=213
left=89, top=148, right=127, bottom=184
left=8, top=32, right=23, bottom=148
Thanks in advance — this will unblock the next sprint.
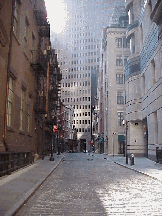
left=153, top=111, right=158, bottom=144
left=130, top=35, right=135, bottom=54
left=32, top=33, right=35, bottom=50
left=13, top=0, right=20, bottom=37
left=116, top=56, right=123, bottom=66
left=20, top=89, right=25, bottom=130
left=27, top=96, right=32, bottom=133
left=117, top=92, right=124, bottom=104
left=31, top=33, right=36, bottom=60
left=24, top=18, right=29, bottom=51
left=123, top=37, right=130, bottom=48
left=7, top=77, right=15, bottom=127
left=151, top=59, right=156, bottom=86
left=128, top=5, right=134, bottom=24
left=116, top=38, right=122, bottom=48
left=116, top=74, right=123, bottom=84
left=124, top=57, right=128, bottom=66
left=118, top=112, right=123, bottom=126
left=142, top=73, right=145, bottom=95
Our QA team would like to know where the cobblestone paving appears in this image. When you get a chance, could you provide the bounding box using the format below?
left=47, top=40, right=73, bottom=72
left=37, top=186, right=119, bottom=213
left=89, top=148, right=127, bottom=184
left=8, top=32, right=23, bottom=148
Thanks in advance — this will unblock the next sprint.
left=16, top=153, right=162, bottom=216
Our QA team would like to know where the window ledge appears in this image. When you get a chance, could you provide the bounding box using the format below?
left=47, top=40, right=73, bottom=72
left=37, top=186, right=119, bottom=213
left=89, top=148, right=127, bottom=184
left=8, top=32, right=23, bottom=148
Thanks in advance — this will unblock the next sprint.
left=19, top=130, right=25, bottom=135
left=7, top=126, right=14, bottom=132
left=23, top=51, right=29, bottom=61
left=27, top=133, right=32, bottom=137
left=13, top=32, right=20, bottom=45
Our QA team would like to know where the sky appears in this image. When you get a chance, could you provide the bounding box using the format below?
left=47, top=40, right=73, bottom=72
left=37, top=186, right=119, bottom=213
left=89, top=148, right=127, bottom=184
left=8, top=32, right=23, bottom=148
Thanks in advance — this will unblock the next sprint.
left=45, top=0, right=68, bottom=34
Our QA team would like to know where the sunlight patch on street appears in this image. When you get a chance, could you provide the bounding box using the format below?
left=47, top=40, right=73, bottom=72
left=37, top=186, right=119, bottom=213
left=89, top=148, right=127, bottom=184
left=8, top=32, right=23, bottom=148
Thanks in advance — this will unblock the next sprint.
left=96, top=177, right=162, bottom=215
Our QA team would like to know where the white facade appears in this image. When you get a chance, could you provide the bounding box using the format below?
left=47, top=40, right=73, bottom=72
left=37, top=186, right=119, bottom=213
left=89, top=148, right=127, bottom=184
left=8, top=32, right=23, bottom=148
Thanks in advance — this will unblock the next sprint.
left=100, top=6, right=130, bottom=155
left=125, top=0, right=162, bottom=160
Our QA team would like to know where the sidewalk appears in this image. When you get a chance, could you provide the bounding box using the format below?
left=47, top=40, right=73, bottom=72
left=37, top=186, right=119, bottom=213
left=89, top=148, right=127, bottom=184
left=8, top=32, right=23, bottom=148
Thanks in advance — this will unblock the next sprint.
left=107, top=155, right=162, bottom=182
left=0, top=153, right=64, bottom=216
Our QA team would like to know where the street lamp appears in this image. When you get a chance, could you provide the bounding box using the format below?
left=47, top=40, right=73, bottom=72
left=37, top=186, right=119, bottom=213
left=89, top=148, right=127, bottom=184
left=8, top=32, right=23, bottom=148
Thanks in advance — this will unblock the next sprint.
left=122, top=120, right=128, bottom=164
left=50, top=125, right=55, bottom=161
left=112, top=132, right=116, bottom=156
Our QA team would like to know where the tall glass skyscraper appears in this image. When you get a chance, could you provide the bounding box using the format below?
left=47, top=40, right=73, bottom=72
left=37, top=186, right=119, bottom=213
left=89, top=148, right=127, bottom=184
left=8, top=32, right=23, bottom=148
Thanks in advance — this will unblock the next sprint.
left=55, top=0, right=125, bottom=151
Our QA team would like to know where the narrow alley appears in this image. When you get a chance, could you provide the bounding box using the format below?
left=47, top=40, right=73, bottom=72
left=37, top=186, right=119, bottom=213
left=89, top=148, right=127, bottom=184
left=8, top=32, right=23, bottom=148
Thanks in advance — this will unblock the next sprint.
left=15, top=153, right=162, bottom=216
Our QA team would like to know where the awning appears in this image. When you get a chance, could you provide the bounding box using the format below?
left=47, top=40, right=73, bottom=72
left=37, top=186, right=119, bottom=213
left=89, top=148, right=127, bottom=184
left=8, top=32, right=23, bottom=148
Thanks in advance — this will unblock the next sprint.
left=118, top=135, right=124, bottom=142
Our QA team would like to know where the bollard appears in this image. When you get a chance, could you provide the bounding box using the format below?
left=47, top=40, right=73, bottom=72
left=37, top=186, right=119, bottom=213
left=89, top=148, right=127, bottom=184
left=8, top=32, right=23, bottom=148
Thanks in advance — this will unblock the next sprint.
left=126, top=154, right=128, bottom=164
left=130, top=154, right=134, bottom=166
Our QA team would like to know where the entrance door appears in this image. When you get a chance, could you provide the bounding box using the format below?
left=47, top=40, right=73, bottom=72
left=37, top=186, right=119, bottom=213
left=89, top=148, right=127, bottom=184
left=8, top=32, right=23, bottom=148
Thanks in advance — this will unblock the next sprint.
left=80, top=139, right=86, bottom=152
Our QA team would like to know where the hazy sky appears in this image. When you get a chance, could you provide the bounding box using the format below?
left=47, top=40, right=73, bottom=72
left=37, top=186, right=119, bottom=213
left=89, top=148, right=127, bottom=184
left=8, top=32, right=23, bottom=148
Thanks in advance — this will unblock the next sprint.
left=45, top=0, right=68, bottom=34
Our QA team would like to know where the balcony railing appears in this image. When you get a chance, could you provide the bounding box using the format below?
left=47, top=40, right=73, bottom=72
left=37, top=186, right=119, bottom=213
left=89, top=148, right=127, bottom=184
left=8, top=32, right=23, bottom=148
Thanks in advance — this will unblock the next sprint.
left=34, top=9, right=48, bottom=26
left=49, top=88, right=58, bottom=100
left=0, top=151, right=34, bottom=177
left=39, top=24, right=50, bottom=38
left=49, top=65, right=62, bottom=81
left=35, top=96, right=46, bottom=114
left=30, top=50, right=47, bottom=75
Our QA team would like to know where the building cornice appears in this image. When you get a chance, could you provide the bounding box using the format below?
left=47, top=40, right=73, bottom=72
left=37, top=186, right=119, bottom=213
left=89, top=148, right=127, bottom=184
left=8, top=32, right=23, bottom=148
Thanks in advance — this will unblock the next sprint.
left=150, top=0, right=162, bottom=25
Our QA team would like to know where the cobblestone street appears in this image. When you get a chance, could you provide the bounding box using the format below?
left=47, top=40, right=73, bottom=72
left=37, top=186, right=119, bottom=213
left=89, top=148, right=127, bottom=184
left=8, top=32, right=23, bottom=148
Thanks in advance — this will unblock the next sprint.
left=16, top=153, right=162, bottom=216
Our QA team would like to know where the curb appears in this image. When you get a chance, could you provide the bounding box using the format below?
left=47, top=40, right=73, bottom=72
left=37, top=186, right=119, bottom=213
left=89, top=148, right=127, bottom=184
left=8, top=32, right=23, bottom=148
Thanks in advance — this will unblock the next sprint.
left=114, top=161, right=162, bottom=183
left=4, top=155, right=65, bottom=216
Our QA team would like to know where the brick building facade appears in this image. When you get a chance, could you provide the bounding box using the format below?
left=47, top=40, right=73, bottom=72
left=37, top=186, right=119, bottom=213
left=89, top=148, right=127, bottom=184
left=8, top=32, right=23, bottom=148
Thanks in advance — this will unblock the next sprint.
left=0, top=0, right=61, bottom=175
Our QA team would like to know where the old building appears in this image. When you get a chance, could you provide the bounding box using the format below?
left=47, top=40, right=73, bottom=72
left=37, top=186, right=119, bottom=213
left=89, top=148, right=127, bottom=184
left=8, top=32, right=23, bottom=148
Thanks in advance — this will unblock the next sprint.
left=0, top=0, right=12, bottom=152
left=100, top=5, right=130, bottom=155
left=125, top=0, right=162, bottom=160
left=0, top=0, right=61, bottom=176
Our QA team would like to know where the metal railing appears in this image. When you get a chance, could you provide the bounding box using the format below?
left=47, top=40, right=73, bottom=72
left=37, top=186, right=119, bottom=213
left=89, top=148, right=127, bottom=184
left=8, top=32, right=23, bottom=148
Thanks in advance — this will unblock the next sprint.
left=0, top=151, right=34, bottom=177
left=35, top=96, right=46, bottom=114
left=30, top=50, right=47, bottom=74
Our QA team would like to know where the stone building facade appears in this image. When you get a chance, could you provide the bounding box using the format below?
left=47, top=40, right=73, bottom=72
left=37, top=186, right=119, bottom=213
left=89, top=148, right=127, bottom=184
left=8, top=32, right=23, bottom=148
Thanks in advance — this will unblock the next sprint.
left=100, top=6, right=130, bottom=155
left=125, top=0, right=162, bottom=160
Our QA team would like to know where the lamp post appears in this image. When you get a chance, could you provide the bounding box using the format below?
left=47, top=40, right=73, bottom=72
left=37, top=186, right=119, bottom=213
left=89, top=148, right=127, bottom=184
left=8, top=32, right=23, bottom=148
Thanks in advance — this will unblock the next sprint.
left=122, top=120, right=128, bottom=164
left=50, top=132, right=54, bottom=161
left=112, top=132, right=116, bottom=156
left=49, top=111, right=55, bottom=161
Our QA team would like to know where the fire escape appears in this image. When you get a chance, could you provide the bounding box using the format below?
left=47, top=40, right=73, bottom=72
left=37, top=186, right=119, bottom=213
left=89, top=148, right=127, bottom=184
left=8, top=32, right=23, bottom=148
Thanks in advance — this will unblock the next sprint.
left=30, top=5, right=50, bottom=114
left=43, top=48, right=62, bottom=128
